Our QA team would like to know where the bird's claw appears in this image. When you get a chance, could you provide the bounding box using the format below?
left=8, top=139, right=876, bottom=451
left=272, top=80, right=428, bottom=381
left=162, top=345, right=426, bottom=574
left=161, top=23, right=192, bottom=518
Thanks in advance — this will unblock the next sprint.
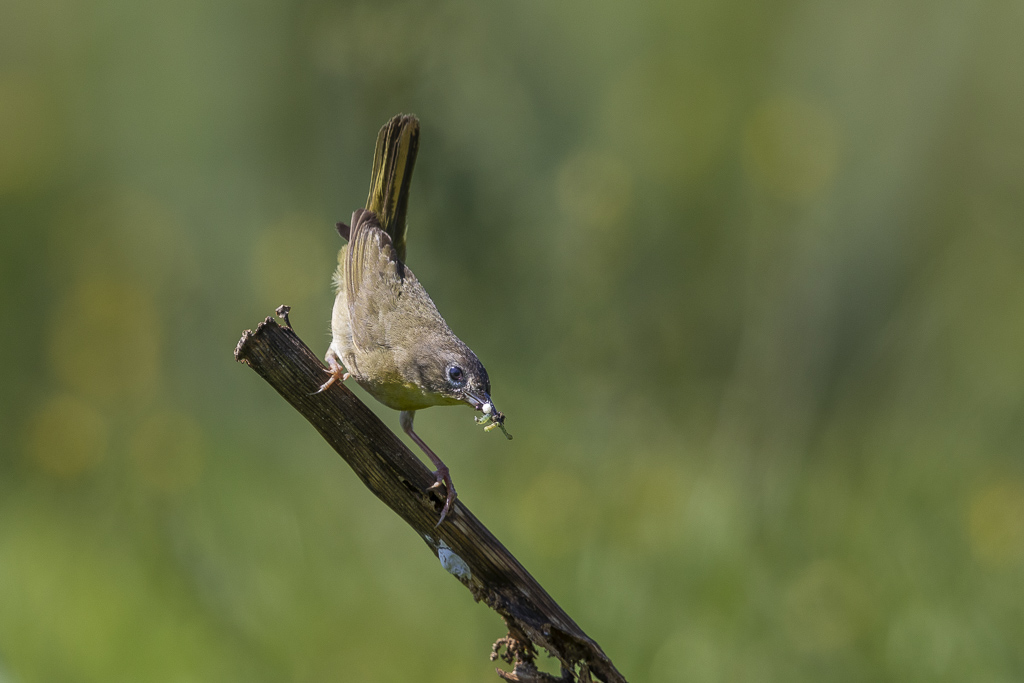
left=313, top=353, right=349, bottom=395
left=313, top=369, right=349, bottom=395
left=430, top=466, right=457, bottom=527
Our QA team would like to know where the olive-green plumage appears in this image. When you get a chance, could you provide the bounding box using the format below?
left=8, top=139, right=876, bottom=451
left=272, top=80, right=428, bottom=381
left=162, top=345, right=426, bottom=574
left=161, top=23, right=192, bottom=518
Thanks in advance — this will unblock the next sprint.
left=319, top=114, right=506, bottom=525
left=365, top=114, right=418, bottom=262
left=329, top=207, right=489, bottom=412
left=326, top=114, right=490, bottom=412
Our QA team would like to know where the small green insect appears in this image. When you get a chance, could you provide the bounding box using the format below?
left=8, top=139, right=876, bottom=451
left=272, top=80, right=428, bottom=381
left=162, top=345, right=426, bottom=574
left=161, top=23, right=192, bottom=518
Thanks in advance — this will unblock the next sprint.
left=475, top=401, right=512, bottom=440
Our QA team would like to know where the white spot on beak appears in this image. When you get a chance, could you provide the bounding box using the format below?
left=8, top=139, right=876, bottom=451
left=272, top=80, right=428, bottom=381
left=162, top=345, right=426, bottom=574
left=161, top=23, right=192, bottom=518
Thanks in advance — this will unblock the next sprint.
left=437, top=540, right=472, bottom=580
left=482, top=402, right=493, bottom=415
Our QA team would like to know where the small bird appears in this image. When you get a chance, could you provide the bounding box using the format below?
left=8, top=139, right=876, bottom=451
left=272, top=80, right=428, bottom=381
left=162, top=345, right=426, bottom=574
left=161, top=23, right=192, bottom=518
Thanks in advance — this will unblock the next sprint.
left=318, top=114, right=509, bottom=525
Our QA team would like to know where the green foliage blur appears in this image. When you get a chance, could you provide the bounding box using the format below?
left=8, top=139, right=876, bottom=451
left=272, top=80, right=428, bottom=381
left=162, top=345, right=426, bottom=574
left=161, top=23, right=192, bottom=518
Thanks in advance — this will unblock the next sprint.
left=2, top=0, right=1023, bottom=680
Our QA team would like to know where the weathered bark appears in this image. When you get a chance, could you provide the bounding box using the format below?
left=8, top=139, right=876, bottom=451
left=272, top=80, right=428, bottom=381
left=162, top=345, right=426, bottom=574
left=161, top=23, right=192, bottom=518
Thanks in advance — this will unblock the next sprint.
left=235, top=314, right=626, bottom=683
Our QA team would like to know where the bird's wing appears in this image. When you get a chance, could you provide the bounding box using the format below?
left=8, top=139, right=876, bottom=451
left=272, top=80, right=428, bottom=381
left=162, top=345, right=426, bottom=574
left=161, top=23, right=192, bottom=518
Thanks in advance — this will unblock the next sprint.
left=344, top=208, right=407, bottom=351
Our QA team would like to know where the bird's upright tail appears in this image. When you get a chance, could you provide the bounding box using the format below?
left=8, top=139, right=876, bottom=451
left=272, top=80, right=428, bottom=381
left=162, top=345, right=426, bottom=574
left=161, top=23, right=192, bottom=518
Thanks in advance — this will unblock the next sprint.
left=365, top=114, right=419, bottom=263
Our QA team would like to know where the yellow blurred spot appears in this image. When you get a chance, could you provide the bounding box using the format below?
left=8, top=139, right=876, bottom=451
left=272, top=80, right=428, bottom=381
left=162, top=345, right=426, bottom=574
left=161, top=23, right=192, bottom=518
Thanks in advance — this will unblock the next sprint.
left=557, top=150, right=633, bottom=233
left=26, top=394, right=107, bottom=477
left=251, top=215, right=332, bottom=310
left=0, top=72, right=61, bottom=195
left=129, top=410, right=205, bottom=493
left=968, top=479, right=1024, bottom=568
left=51, top=192, right=194, bottom=289
left=743, top=96, right=841, bottom=202
left=48, top=277, right=161, bottom=402
left=783, top=560, right=867, bottom=654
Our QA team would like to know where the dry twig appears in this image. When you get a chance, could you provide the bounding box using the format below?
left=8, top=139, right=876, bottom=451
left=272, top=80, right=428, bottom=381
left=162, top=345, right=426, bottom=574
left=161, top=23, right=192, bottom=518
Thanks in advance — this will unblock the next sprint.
left=235, top=314, right=626, bottom=683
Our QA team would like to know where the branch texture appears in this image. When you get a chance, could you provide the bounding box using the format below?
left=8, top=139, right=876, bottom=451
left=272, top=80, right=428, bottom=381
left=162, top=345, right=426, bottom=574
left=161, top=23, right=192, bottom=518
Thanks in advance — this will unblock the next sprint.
left=235, top=315, right=626, bottom=683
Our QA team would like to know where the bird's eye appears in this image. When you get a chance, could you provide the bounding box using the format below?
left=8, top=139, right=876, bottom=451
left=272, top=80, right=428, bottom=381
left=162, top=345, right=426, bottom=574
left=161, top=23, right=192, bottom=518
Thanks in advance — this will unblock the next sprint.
left=448, top=366, right=464, bottom=384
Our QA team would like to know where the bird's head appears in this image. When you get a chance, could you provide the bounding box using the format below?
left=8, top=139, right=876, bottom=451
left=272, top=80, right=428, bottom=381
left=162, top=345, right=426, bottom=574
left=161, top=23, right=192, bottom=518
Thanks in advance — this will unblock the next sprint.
left=415, top=339, right=491, bottom=410
left=404, top=332, right=510, bottom=438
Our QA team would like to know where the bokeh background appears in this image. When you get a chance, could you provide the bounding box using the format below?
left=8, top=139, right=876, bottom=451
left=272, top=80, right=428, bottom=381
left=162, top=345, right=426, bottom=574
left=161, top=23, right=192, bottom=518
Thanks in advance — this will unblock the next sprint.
left=2, top=0, right=1023, bottom=680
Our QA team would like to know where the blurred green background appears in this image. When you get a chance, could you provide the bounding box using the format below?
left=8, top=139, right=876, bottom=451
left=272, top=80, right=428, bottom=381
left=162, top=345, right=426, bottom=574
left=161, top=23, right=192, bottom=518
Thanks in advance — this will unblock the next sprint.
left=2, top=0, right=1023, bottom=680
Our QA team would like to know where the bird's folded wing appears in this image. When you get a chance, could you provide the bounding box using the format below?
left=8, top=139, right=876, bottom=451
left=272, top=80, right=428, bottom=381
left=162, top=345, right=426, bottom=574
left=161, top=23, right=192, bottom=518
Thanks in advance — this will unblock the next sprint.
left=344, top=208, right=405, bottom=350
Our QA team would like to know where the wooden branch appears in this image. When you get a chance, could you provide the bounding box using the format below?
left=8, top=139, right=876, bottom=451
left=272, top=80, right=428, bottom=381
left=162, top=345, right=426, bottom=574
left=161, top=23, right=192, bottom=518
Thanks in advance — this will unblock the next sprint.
left=235, top=314, right=627, bottom=683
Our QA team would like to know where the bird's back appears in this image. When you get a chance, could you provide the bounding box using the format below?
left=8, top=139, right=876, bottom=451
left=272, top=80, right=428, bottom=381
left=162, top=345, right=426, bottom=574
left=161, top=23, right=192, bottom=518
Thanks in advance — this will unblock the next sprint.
left=332, top=210, right=459, bottom=410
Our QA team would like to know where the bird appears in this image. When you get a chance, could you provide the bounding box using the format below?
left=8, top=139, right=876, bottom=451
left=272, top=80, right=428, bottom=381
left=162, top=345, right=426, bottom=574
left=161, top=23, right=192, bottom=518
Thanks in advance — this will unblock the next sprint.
left=317, top=114, right=509, bottom=525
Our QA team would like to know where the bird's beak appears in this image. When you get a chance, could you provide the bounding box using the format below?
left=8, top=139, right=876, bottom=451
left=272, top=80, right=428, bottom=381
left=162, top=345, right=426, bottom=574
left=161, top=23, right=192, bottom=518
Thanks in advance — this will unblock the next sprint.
left=463, top=390, right=490, bottom=411
left=468, top=391, right=511, bottom=439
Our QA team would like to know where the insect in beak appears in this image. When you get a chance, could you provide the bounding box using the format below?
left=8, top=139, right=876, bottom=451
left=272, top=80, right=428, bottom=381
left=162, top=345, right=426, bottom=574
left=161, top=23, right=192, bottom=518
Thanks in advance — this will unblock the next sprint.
left=469, top=394, right=512, bottom=440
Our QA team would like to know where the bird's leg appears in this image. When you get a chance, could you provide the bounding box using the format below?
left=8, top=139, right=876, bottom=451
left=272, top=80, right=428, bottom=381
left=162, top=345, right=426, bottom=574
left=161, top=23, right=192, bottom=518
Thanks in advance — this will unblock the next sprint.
left=400, top=410, right=457, bottom=526
left=315, top=348, right=350, bottom=394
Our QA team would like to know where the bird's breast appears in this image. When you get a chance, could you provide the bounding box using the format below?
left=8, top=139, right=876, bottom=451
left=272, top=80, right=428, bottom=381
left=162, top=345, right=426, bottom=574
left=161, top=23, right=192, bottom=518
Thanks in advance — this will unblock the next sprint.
left=355, top=375, right=457, bottom=412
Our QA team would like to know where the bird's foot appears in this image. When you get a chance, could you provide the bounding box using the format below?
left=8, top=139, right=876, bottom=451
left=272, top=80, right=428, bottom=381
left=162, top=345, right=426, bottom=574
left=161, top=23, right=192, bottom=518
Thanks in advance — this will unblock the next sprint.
left=428, top=465, right=457, bottom=526
left=314, top=352, right=350, bottom=394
